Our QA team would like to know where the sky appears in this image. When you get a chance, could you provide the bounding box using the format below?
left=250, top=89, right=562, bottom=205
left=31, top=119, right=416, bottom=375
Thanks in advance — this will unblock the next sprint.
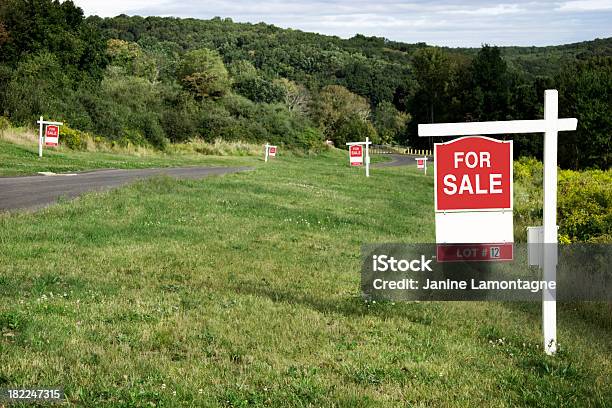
left=73, top=0, right=612, bottom=47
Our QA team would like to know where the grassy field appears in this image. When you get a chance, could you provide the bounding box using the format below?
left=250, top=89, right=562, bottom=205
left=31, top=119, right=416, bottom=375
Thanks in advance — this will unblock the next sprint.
left=0, top=139, right=260, bottom=177
left=0, top=150, right=610, bottom=407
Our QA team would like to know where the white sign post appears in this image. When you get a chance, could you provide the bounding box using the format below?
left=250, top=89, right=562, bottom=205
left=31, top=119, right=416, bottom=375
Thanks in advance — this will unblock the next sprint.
left=264, top=144, right=277, bottom=162
left=346, top=137, right=371, bottom=177
left=36, top=116, right=64, bottom=158
left=415, top=157, right=428, bottom=175
left=418, top=90, right=577, bottom=355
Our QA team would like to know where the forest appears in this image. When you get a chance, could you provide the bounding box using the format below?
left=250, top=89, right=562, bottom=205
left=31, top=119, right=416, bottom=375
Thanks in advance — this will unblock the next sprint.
left=0, top=0, right=610, bottom=169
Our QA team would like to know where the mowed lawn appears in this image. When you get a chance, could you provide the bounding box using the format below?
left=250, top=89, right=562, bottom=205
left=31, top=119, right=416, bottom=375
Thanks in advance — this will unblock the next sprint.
left=0, top=150, right=610, bottom=407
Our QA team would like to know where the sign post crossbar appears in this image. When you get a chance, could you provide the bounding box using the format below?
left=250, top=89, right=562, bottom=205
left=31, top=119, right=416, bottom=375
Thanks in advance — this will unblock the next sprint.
left=418, top=90, right=577, bottom=355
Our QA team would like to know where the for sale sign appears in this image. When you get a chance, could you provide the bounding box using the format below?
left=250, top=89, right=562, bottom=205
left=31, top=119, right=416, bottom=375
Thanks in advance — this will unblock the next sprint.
left=416, top=158, right=424, bottom=169
left=45, top=125, right=59, bottom=147
left=434, top=136, right=513, bottom=246
left=269, top=146, right=277, bottom=157
left=435, top=136, right=512, bottom=211
left=350, top=145, right=363, bottom=166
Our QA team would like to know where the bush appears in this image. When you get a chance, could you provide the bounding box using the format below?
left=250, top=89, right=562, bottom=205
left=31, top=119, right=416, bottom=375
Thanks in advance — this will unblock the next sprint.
left=513, top=157, right=611, bottom=243
left=558, top=169, right=611, bottom=242
left=116, top=128, right=146, bottom=148
left=234, top=76, right=285, bottom=103
left=0, top=116, right=11, bottom=132
left=138, top=113, right=168, bottom=149
left=295, top=127, right=325, bottom=152
left=60, top=126, right=89, bottom=150
left=333, top=115, right=378, bottom=146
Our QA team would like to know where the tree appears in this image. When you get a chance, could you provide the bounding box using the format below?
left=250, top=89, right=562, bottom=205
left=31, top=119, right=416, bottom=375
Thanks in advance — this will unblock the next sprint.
left=373, top=101, right=410, bottom=144
left=467, top=45, right=510, bottom=121
left=0, top=0, right=105, bottom=78
left=228, top=60, right=258, bottom=80
left=228, top=60, right=285, bottom=103
left=233, top=76, right=285, bottom=103
left=276, top=78, right=309, bottom=114
left=5, top=51, right=71, bottom=123
left=557, top=57, right=612, bottom=169
left=334, top=115, right=378, bottom=146
left=0, top=22, right=9, bottom=47
left=178, top=49, right=230, bottom=99
left=412, top=47, right=451, bottom=124
left=311, top=85, right=373, bottom=144
left=106, top=39, right=157, bottom=81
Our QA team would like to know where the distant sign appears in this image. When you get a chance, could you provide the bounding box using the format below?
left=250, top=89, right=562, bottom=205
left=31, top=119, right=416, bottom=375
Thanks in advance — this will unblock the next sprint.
left=45, top=125, right=59, bottom=147
left=415, top=157, right=428, bottom=175
left=269, top=146, right=277, bottom=157
left=350, top=145, right=363, bottom=166
left=434, top=136, right=513, bottom=246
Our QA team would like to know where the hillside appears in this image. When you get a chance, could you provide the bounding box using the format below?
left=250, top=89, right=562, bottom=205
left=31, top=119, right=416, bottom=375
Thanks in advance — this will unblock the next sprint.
left=95, top=15, right=612, bottom=79
left=0, top=1, right=610, bottom=170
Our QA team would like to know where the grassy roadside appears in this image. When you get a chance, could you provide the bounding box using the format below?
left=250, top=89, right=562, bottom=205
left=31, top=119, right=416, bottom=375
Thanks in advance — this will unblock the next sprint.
left=0, top=139, right=261, bottom=177
left=0, top=150, right=609, bottom=407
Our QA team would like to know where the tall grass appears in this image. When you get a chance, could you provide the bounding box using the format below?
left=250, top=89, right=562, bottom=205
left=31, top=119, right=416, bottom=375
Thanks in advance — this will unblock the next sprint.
left=168, top=138, right=263, bottom=156
left=0, top=124, right=264, bottom=158
left=0, top=125, right=38, bottom=146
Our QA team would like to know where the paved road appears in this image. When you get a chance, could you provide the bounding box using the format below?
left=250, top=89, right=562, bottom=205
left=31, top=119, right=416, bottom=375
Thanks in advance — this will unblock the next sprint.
left=0, top=166, right=253, bottom=212
left=373, top=154, right=434, bottom=168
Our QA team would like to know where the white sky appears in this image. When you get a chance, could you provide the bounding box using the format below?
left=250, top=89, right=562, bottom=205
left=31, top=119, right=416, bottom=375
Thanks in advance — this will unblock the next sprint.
left=73, top=0, right=612, bottom=47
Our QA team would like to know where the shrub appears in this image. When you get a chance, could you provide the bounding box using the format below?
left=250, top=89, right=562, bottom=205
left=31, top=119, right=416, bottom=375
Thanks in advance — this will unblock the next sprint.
left=0, top=116, right=11, bottom=132
left=60, top=126, right=89, bottom=150
left=295, top=127, right=325, bottom=152
left=513, top=157, right=611, bottom=243
left=558, top=169, right=611, bottom=242
left=138, top=113, right=168, bottom=149
left=333, top=115, right=378, bottom=146
left=178, top=49, right=231, bottom=99
left=234, top=76, right=285, bottom=103
left=118, top=128, right=146, bottom=148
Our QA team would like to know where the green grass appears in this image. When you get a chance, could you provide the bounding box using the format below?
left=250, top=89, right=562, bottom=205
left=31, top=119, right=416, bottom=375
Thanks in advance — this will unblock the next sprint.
left=0, top=139, right=259, bottom=177
left=0, top=150, right=610, bottom=407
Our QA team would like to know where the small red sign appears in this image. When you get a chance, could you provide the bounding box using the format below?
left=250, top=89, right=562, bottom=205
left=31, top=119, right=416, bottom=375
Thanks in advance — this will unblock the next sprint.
left=350, top=145, right=363, bottom=166
left=435, top=136, right=512, bottom=211
left=45, top=125, right=59, bottom=147
left=436, top=243, right=513, bottom=262
left=269, top=146, right=277, bottom=156
left=417, top=159, right=424, bottom=169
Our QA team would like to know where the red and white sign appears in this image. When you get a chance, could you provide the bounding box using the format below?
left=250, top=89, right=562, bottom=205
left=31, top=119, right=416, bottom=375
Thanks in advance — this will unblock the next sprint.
left=416, top=158, right=425, bottom=169
left=269, top=146, right=277, bottom=157
left=45, top=125, right=59, bottom=147
left=350, top=145, right=363, bottom=166
left=435, top=136, right=512, bottom=211
left=434, top=136, right=513, bottom=247
left=436, top=243, right=513, bottom=262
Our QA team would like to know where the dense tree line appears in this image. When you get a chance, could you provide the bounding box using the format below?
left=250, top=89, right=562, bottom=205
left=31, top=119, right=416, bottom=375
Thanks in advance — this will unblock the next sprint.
left=0, top=0, right=609, bottom=168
